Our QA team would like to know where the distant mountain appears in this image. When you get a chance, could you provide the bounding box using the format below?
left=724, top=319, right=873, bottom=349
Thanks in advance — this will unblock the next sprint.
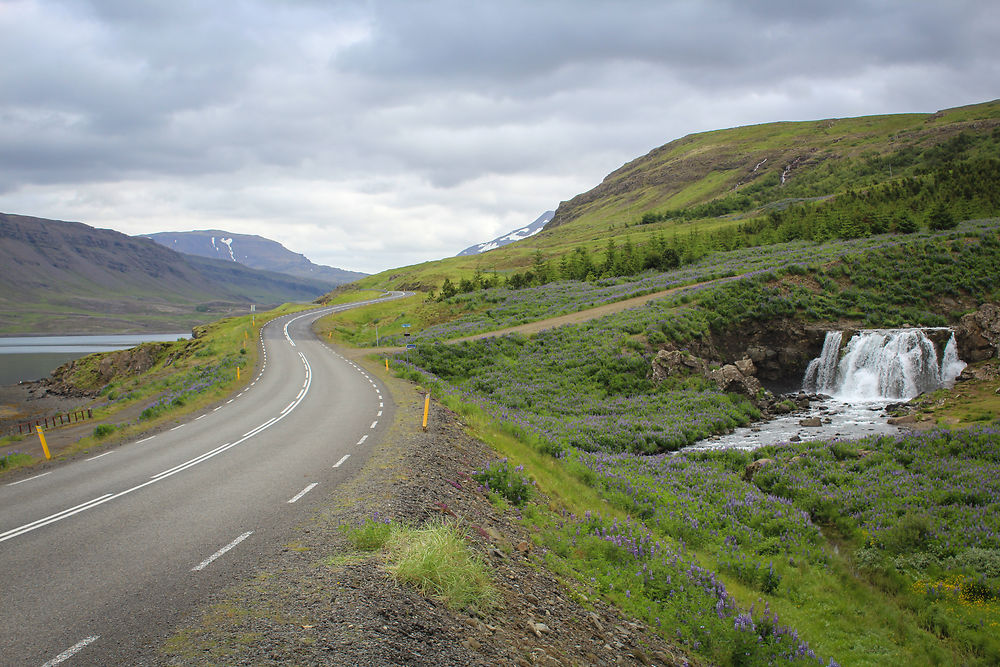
left=456, top=211, right=554, bottom=256
left=142, top=230, right=366, bottom=286
left=0, top=213, right=334, bottom=333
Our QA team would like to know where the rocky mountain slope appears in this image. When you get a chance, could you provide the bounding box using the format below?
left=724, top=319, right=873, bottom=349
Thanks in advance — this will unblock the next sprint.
left=0, top=213, right=332, bottom=333
left=142, top=229, right=366, bottom=286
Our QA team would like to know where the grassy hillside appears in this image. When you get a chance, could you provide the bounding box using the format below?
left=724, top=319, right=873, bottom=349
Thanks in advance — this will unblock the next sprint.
left=391, top=221, right=1000, bottom=666
left=347, top=99, right=1000, bottom=296
left=328, top=101, right=1000, bottom=666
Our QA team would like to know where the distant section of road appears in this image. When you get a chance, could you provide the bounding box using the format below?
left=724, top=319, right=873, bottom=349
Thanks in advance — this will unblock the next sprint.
left=0, top=291, right=409, bottom=666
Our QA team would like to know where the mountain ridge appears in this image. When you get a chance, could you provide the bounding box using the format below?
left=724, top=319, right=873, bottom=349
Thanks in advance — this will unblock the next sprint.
left=456, top=211, right=554, bottom=256
left=0, top=213, right=333, bottom=333
left=142, top=229, right=366, bottom=286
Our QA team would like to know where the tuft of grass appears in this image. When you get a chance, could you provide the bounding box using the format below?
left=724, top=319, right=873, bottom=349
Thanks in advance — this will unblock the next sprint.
left=342, top=515, right=393, bottom=551
left=385, top=521, right=499, bottom=613
left=0, top=451, right=34, bottom=470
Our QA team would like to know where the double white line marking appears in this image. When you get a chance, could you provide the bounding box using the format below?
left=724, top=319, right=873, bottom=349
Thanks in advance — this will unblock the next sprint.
left=1, top=333, right=316, bottom=545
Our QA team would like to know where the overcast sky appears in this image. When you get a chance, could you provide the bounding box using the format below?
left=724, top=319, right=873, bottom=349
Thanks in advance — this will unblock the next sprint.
left=1, top=1, right=997, bottom=273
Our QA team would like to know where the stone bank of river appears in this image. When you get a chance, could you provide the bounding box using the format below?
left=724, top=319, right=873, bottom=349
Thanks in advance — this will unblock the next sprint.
left=0, top=333, right=189, bottom=385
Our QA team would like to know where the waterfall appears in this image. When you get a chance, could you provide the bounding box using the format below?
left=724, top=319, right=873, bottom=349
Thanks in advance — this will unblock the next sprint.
left=802, top=329, right=966, bottom=400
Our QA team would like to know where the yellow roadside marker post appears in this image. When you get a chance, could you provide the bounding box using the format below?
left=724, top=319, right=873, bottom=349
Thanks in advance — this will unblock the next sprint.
left=237, top=366, right=241, bottom=381
left=385, top=358, right=389, bottom=372
left=422, top=393, right=430, bottom=431
left=36, top=426, right=51, bottom=460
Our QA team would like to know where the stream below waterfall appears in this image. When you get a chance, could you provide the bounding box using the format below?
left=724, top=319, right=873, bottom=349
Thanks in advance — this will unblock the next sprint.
left=684, top=328, right=966, bottom=453
left=685, top=397, right=900, bottom=452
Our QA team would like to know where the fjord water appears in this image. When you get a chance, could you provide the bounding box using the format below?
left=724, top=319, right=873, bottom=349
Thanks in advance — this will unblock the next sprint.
left=0, top=333, right=189, bottom=385
left=691, top=328, right=966, bottom=452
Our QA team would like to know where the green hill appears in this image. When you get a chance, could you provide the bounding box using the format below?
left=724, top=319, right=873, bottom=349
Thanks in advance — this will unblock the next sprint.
left=349, top=99, right=1000, bottom=295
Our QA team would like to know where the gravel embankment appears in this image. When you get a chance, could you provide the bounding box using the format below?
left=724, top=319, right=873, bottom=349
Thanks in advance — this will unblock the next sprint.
left=158, top=357, right=695, bottom=666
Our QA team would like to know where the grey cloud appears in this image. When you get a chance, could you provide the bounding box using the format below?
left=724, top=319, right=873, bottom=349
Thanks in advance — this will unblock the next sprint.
left=0, top=0, right=996, bottom=272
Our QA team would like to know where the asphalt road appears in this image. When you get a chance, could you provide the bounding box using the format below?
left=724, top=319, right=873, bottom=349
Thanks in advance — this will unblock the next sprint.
left=0, top=293, right=409, bottom=666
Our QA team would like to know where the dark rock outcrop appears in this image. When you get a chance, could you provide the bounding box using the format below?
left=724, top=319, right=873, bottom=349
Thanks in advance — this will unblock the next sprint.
left=956, top=302, right=1000, bottom=362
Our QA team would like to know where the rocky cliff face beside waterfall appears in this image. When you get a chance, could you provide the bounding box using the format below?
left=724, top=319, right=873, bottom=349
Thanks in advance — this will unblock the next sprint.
left=649, top=302, right=1000, bottom=404
left=955, top=302, right=1000, bottom=362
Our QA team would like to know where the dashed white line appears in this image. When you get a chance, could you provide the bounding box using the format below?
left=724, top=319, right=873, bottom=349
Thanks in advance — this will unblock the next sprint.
left=287, top=483, right=318, bottom=503
left=41, top=635, right=100, bottom=667
left=195, top=414, right=206, bottom=420
left=377, top=410, right=382, bottom=417
left=85, top=452, right=113, bottom=462
left=170, top=424, right=184, bottom=431
left=370, top=421, right=378, bottom=429
left=192, top=531, right=254, bottom=571
left=137, top=435, right=155, bottom=444
left=333, top=454, right=351, bottom=468
left=357, top=435, right=368, bottom=445
left=6, top=471, right=51, bottom=487
left=227, top=399, right=234, bottom=404
left=214, top=406, right=224, bottom=412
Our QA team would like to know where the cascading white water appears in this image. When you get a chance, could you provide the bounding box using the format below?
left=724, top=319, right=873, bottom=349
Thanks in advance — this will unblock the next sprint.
left=802, top=329, right=966, bottom=400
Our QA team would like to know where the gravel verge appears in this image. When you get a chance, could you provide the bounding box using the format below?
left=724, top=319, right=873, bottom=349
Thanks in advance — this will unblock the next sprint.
left=157, top=356, right=696, bottom=666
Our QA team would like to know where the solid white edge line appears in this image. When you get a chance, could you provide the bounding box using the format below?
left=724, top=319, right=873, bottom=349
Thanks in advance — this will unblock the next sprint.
left=6, top=471, right=52, bottom=487
left=192, top=531, right=254, bottom=571
left=287, top=482, right=318, bottom=503
left=41, top=635, right=100, bottom=667
left=85, top=452, right=113, bottom=462
left=333, top=454, right=350, bottom=468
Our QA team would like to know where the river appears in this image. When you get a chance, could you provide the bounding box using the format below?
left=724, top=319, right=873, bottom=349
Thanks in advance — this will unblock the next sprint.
left=0, top=334, right=190, bottom=385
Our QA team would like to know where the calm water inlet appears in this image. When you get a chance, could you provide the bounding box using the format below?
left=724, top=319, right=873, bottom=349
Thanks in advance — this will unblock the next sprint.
left=0, top=333, right=190, bottom=385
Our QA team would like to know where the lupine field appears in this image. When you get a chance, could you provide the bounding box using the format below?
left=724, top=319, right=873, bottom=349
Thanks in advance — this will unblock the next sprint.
left=398, top=222, right=1000, bottom=665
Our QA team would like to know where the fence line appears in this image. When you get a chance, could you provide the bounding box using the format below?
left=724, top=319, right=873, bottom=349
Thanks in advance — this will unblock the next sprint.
left=12, top=409, right=93, bottom=436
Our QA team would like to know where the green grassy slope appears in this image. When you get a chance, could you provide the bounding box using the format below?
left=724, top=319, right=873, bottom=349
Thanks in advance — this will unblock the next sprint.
left=348, top=99, right=1000, bottom=295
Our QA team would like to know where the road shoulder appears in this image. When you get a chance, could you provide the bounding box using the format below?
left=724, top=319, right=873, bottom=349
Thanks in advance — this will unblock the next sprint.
left=157, top=355, right=692, bottom=666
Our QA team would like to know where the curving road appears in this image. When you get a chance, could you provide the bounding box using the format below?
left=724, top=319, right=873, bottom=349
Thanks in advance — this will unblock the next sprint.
left=0, top=292, right=410, bottom=666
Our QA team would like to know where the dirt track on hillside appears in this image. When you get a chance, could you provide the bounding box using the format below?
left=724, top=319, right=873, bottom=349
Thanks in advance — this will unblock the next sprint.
left=348, top=280, right=713, bottom=361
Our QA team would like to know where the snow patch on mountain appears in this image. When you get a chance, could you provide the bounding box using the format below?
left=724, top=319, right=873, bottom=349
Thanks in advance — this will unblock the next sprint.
left=457, top=211, right=554, bottom=256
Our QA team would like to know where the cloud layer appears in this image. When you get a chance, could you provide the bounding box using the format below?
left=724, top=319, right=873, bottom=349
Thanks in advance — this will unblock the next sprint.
left=1, top=0, right=996, bottom=272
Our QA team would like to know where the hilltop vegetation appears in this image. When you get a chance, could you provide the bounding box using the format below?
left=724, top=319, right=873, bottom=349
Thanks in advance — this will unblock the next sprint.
left=350, top=100, right=1000, bottom=296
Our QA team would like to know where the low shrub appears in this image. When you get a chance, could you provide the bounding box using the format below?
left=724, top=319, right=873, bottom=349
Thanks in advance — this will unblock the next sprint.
left=472, top=459, right=533, bottom=506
